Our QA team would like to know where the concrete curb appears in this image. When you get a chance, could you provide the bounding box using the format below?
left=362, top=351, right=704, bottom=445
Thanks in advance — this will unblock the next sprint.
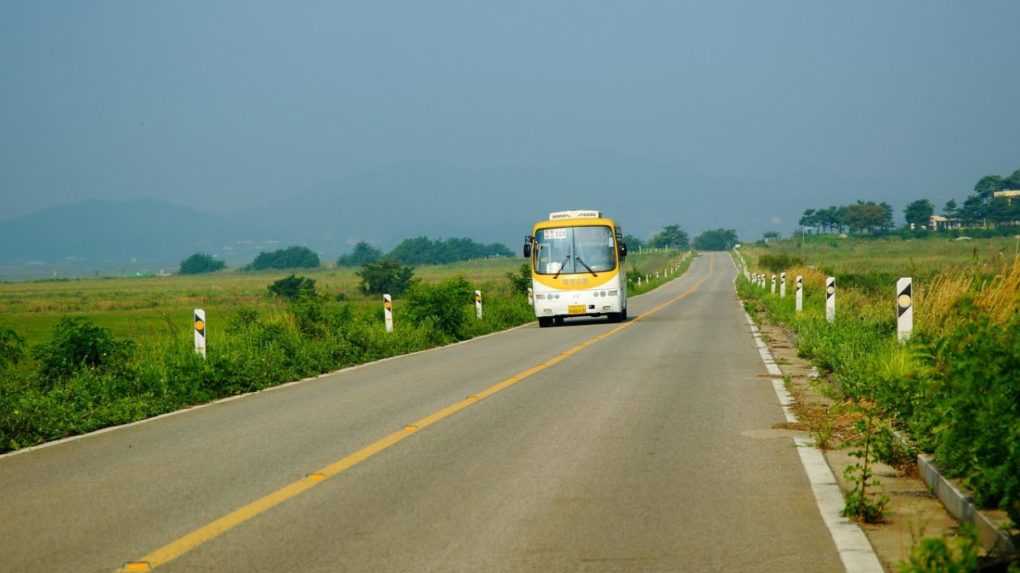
left=916, top=454, right=1016, bottom=554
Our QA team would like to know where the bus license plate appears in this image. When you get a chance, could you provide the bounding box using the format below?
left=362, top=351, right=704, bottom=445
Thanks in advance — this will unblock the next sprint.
left=568, top=305, right=586, bottom=315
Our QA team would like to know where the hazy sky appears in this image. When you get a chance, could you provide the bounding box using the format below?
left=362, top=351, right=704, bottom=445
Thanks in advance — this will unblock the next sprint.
left=2, top=1, right=1019, bottom=239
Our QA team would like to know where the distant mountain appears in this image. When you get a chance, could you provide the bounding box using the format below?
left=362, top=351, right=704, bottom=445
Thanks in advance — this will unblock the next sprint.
left=0, top=199, right=241, bottom=266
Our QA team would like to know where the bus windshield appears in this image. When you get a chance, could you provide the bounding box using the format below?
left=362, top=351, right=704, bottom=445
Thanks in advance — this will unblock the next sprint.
left=534, top=226, right=616, bottom=275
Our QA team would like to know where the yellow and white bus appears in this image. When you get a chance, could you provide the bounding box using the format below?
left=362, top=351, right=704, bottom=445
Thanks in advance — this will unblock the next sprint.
left=523, top=210, right=628, bottom=327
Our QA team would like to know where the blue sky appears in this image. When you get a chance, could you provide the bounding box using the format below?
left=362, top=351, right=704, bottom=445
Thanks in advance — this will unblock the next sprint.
left=2, top=1, right=1019, bottom=240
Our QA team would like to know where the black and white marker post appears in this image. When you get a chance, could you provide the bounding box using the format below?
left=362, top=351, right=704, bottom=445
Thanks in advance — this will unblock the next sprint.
left=193, top=308, right=206, bottom=358
left=475, top=290, right=483, bottom=319
left=795, top=275, right=803, bottom=313
left=771, top=274, right=776, bottom=295
left=383, top=294, right=394, bottom=333
left=780, top=272, right=786, bottom=298
left=826, top=276, right=836, bottom=323
left=897, top=277, right=912, bottom=342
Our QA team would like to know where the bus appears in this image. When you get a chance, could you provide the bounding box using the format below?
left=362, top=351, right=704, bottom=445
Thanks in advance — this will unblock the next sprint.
left=523, top=210, right=628, bottom=327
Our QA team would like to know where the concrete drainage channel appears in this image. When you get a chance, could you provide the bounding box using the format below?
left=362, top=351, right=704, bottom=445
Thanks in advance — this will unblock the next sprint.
left=916, top=454, right=1017, bottom=555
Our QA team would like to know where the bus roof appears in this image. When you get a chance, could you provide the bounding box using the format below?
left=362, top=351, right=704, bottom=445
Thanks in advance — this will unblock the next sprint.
left=533, top=216, right=618, bottom=232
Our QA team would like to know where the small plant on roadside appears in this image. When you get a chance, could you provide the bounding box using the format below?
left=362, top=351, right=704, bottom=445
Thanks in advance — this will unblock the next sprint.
left=842, top=401, right=890, bottom=523
left=897, top=524, right=980, bottom=573
left=404, top=278, right=474, bottom=341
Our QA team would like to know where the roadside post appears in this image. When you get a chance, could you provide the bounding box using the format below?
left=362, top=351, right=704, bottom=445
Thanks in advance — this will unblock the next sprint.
left=475, top=290, right=483, bottom=319
left=795, top=275, right=803, bottom=313
left=780, top=272, right=787, bottom=298
left=527, top=287, right=534, bottom=306
left=383, top=294, right=394, bottom=333
left=897, top=277, right=912, bottom=342
left=771, top=274, right=776, bottom=295
left=193, top=309, right=206, bottom=358
left=826, top=277, right=836, bottom=323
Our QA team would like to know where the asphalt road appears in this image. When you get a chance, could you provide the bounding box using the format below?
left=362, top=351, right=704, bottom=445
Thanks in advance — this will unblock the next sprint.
left=0, top=253, right=844, bottom=572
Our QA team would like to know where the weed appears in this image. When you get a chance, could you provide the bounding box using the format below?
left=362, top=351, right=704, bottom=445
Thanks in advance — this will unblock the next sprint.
left=841, top=401, right=890, bottom=523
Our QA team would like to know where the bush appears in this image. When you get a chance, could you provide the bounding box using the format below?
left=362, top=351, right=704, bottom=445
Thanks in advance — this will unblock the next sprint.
left=693, top=228, right=738, bottom=251
left=336, top=242, right=382, bottom=267
left=268, top=275, right=317, bottom=300
left=506, top=263, right=531, bottom=296
left=0, top=326, right=26, bottom=369
left=404, top=278, right=474, bottom=340
left=246, top=246, right=320, bottom=271
left=357, top=260, right=416, bottom=295
left=178, top=253, right=226, bottom=275
left=33, top=317, right=134, bottom=386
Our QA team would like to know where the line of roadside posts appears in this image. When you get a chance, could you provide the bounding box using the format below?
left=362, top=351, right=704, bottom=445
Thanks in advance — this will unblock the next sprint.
left=747, top=270, right=912, bottom=342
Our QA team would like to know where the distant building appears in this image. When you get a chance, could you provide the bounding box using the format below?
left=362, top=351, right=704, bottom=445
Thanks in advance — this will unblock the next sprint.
left=993, top=189, right=1020, bottom=205
left=929, top=214, right=961, bottom=231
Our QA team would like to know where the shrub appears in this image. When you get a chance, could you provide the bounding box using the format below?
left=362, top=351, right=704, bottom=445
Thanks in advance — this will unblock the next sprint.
left=246, top=246, right=320, bottom=271
left=506, top=263, right=532, bottom=296
left=33, top=317, right=134, bottom=386
left=357, top=260, right=416, bottom=295
left=0, top=326, right=26, bottom=369
left=178, top=253, right=226, bottom=275
left=268, top=275, right=317, bottom=300
left=336, top=242, right=382, bottom=267
left=404, top=278, right=474, bottom=340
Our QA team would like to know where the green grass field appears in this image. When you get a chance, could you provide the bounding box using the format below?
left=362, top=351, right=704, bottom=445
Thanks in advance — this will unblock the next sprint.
left=0, top=251, right=684, bottom=347
left=757, top=234, right=1019, bottom=275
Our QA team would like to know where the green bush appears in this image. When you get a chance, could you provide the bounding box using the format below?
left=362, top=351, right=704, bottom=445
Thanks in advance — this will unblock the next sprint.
left=246, top=246, right=320, bottom=271
left=404, top=278, right=474, bottom=341
left=336, top=242, right=382, bottom=267
left=0, top=326, right=26, bottom=369
left=178, top=253, right=226, bottom=275
left=33, top=317, right=134, bottom=386
left=506, top=263, right=531, bottom=296
left=268, top=274, right=317, bottom=300
left=357, top=260, right=416, bottom=295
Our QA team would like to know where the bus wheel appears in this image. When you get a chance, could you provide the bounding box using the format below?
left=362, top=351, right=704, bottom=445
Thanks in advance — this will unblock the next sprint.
left=538, top=317, right=554, bottom=328
left=608, top=312, right=624, bottom=323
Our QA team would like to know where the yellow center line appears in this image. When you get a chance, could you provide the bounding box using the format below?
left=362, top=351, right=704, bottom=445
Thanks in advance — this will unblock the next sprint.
left=117, top=255, right=715, bottom=572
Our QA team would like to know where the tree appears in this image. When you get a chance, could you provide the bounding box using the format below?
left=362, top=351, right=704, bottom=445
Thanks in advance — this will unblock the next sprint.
left=622, top=234, right=645, bottom=250
left=357, top=260, right=416, bottom=295
left=267, top=274, right=317, bottom=300
left=336, top=242, right=382, bottom=267
left=943, top=199, right=958, bottom=218
left=904, top=199, right=934, bottom=228
left=246, top=246, right=320, bottom=271
left=763, top=231, right=781, bottom=242
left=693, top=229, right=738, bottom=251
left=650, top=225, right=690, bottom=249
left=386, top=237, right=512, bottom=265
left=974, top=175, right=1006, bottom=198
left=179, top=253, right=226, bottom=275
left=799, top=209, right=818, bottom=233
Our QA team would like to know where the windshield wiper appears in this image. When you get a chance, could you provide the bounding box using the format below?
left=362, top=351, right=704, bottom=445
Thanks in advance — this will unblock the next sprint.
left=575, top=256, right=598, bottom=277
left=553, top=254, right=572, bottom=279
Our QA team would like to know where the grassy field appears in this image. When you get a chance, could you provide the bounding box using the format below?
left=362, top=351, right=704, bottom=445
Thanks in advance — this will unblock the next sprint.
left=737, top=235, right=1020, bottom=528
left=0, top=251, right=683, bottom=346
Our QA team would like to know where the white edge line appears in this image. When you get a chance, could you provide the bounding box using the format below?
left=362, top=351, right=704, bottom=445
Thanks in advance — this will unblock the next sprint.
left=1, top=261, right=693, bottom=461
left=739, top=294, right=883, bottom=573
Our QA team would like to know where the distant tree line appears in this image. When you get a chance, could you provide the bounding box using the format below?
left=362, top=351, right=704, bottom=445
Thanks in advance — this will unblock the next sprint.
left=798, top=201, right=895, bottom=235
left=245, top=246, right=321, bottom=271
left=337, top=237, right=512, bottom=267
left=795, top=167, right=1020, bottom=237
left=178, top=253, right=226, bottom=275
left=693, top=229, right=739, bottom=251
left=622, top=224, right=690, bottom=251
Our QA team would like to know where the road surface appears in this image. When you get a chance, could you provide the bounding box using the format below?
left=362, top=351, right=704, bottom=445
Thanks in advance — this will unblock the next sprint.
left=0, top=253, right=845, bottom=572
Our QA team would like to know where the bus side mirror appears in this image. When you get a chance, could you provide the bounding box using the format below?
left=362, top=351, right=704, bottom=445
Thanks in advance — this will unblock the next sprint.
left=619, top=242, right=628, bottom=259
left=523, top=236, right=532, bottom=258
